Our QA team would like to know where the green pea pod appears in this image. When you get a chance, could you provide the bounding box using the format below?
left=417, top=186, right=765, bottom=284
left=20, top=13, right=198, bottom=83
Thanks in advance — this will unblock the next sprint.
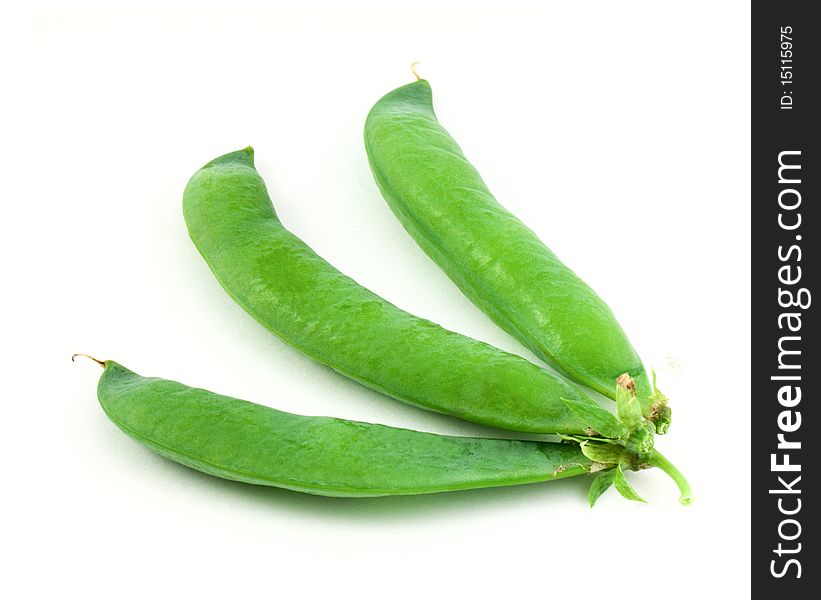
left=182, top=147, right=625, bottom=439
left=364, top=79, right=671, bottom=433
left=86, top=357, right=604, bottom=498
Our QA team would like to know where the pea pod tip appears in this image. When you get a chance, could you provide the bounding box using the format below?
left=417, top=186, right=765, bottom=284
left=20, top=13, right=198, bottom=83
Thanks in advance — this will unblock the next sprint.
left=204, top=146, right=255, bottom=169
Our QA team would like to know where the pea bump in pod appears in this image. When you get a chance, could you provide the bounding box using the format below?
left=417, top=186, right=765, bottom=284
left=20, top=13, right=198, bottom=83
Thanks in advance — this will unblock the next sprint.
left=75, top=355, right=692, bottom=505
left=364, top=72, right=672, bottom=434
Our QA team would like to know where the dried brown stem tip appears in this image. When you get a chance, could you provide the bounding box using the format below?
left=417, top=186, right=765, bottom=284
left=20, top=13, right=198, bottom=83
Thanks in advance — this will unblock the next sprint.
left=410, top=62, right=422, bottom=81
left=616, top=373, right=636, bottom=392
left=72, top=353, right=106, bottom=368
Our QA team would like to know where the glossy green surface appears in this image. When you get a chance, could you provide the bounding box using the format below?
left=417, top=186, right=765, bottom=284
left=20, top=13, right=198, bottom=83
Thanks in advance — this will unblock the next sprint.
left=364, top=80, right=668, bottom=430
left=97, top=361, right=596, bottom=497
left=183, top=147, right=610, bottom=436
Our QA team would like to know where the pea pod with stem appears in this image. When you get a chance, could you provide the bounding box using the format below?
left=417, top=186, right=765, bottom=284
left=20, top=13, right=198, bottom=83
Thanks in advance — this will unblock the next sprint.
left=182, top=147, right=654, bottom=451
left=75, top=355, right=690, bottom=503
left=364, top=74, right=671, bottom=433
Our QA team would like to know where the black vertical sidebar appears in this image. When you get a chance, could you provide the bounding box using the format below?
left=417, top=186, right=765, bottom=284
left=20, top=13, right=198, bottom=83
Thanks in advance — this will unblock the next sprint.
left=752, top=2, right=816, bottom=597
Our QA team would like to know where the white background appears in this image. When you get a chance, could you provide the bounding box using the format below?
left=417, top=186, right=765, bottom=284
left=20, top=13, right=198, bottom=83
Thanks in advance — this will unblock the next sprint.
left=16, top=1, right=749, bottom=597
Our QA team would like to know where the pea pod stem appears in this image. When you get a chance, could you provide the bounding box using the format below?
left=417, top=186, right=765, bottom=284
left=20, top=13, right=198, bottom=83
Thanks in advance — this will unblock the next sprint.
left=568, top=435, right=692, bottom=505
left=645, top=450, right=693, bottom=505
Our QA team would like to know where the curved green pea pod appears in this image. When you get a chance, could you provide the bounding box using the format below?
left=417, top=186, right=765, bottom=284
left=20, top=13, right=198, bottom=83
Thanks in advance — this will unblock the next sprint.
left=183, top=147, right=625, bottom=440
left=94, top=360, right=600, bottom=497
left=364, top=79, right=671, bottom=433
